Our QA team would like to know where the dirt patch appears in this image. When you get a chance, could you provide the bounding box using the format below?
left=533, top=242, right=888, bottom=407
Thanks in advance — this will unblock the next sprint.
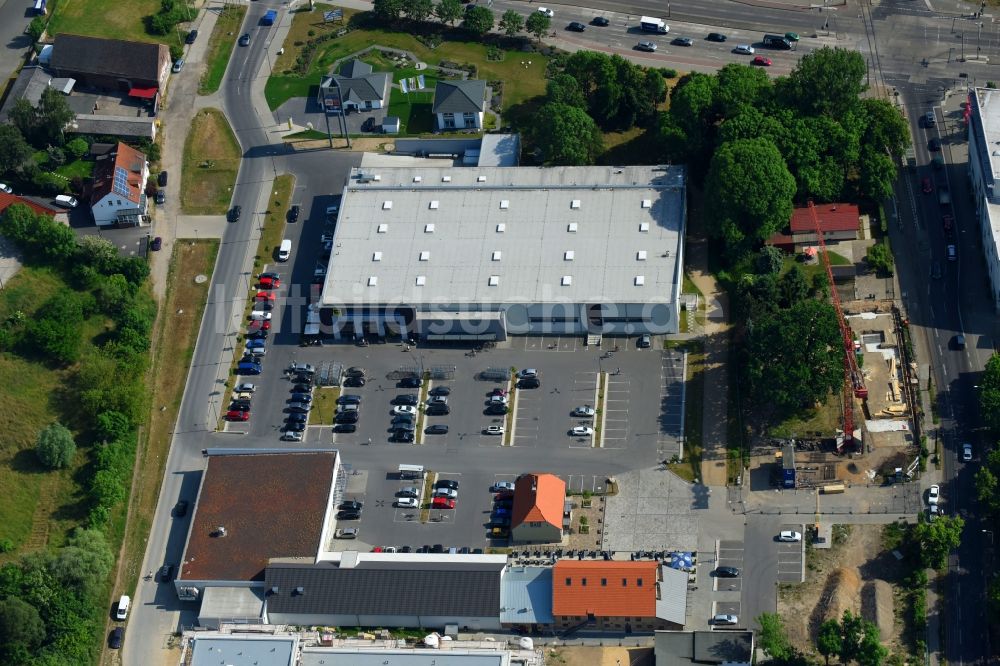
left=547, top=646, right=653, bottom=666
left=779, top=524, right=907, bottom=659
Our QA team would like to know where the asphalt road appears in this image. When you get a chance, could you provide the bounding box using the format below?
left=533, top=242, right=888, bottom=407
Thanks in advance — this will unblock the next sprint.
left=0, top=0, right=34, bottom=89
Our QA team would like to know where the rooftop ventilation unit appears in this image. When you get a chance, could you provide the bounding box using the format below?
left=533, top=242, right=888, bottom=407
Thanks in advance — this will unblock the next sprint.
left=368, top=276, right=378, bottom=286
left=214, top=526, right=227, bottom=537
left=429, top=201, right=439, bottom=210
left=641, top=199, right=652, bottom=208
left=372, top=252, right=382, bottom=261
left=477, top=176, right=487, bottom=182
left=564, top=251, right=574, bottom=261
left=415, top=275, right=426, bottom=286
left=488, top=275, right=499, bottom=286
left=425, top=224, right=435, bottom=233
left=413, top=176, right=422, bottom=183
left=637, top=250, right=647, bottom=261
left=442, top=175, right=452, bottom=182
left=378, top=223, right=388, bottom=233
left=561, top=275, right=572, bottom=286
left=571, top=199, right=581, bottom=209
left=635, top=275, right=645, bottom=286
left=639, top=222, right=650, bottom=232
left=492, top=251, right=502, bottom=261
left=382, top=201, right=393, bottom=210
left=500, top=200, right=509, bottom=209
left=496, top=223, right=506, bottom=233
left=567, top=222, right=578, bottom=232
left=294, top=586, right=305, bottom=595
left=419, top=251, right=430, bottom=261
left=358, top=171, right=380, bottom=183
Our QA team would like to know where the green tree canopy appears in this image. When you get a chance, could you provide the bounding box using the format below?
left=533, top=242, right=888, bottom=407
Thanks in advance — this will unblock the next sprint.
left=35, top=422, right=76, bottom=469
left=912, top=513, right=964, bottom=569
left=559, top=51, right=664, bottom=130
left=757, top=612, right=795, bottom=660
left=860, top=97, right=911, bottom=156
left=546, top=73, right=586, bottom=109
left=524, top=11, right=550, bottom=40
left=784, top=46, right=867, bottom=117
left=714, top=63, right=772, bottom=118
left=27, top=291, right=86, bottom=364
left=0, top=596, right=46, bottom=653
left=866, top=240, right=894, bottom=276
left=433, top=0, right=462, bottom=25
left=704, top=137, right=796, bottom=256
left=0, top=123, right=32, bottom=175
left=403, top=0, right=433, bottom=22
left=462, top=5, right=494, bottom=35
left=499, top=9, right=523, bottom=36
left=981, top=353, right=1000, bottom=432
left=372, top=0, right=405, bottom=21
left=778, top=263, right=810, bottom=308
left=745, top=299, right=844, bottom=412
left=531, top=103, right=603, bottom=165
left=816, top=618, right=843, bottom=664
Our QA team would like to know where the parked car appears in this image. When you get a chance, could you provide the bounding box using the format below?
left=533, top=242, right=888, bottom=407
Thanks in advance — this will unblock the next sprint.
left=155, top=189, right=166, bottom=204
left=963, top=442, right=973, bottom=462
left=536, top=7, right=554, bottom=17
left=172, top=58, right=184, bottom=73
left=159, top=564, right=174, bottom=581
left=491, top=481, right=515, bottom=492
left=237, top=362, right=262, bottom=375
left=150, top=236, right=162, bottom=251
left=174, top=500, right=189, bottom=517
left=345, top=366, right=366, bottom=377
left=427, top=404, right=452, bottom=415
left=425, top=424, right=449, bottom=435
left=249, top=311, right=272, bottom=321
left=288, top=204, right=300, bottom=223
left=394, top=394, right=419, bottom=405
left=239, top=33, right=251, bottom=46
left=337, top=510, right=361, bottom=520
left=336, top=411, right=359, bottom=423
left=338, top=394, right=362, bottom=405
left=334, top=528, right=359, bottom=539
left=713, top=614, right=738, bottom=626
left=431, top=497, right=456, bottom=509
left=281, top=430, right=304, bottom=441
left=225, top=409, right=249, bottom=421
left=109, top=627, right=124, bottom=649
left=158, top=170, right=168, bottom=186
left=185, top=29, right=198, bottom=44
left=433, top=487, right=458, bottom=499
left=436, top=479, right=460, bottom=490
left=714, top=566, right=741, bottom=578
left=399, top=376, right=422, bottom=388
left=288, top=402, right=311, bottom=414
left=333, top=423, right=357, bottom=433
left=344, top=376, right=366, bottom=387
left=638, top=333, right=652, bottom=348
left=361, top=117, right=376, bottom=132
left=572, top=406, right=596, bottom=417
left=570, top=426, right=594, bottom=436
left=258, top=272, right=281, bottom=289
left=340, top=500, right=363, bottom=511
left=777, top=530, right=802, bottom=542
left=518, top=377, right=541, bottom=389
left=567, top=21, right=586, bottom=32
left=428, top=395, right=449, bottom=405
left=0, top=183, right=12, bottom=194
left=484, top=425, right=505, bottom=435
left=928, top=484, right=940, bottom=504
left=396, top=497, right=420, bottom=508
left=392, top=405, right=417, bottom=416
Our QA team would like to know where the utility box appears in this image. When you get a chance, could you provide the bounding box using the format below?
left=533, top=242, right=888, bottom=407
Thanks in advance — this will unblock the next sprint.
left=782, top=443, right=796, bottom=489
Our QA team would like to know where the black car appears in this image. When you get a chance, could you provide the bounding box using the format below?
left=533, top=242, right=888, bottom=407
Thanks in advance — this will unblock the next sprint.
left=333, top=423, right=357, bottom=433
left=591, top=16, right=609, bottom=26
left=150, top=236, right=163, bottom=251
left=340, top=500, right=363, bottom=511
left=426, top=424, right=449, bottom=435
left=346, top=366, right=366, bottom=377
left=429, top=386, right=451, bottom=396
left=394, top=394, right=419, bottom=406
left=159, top=564, right=174, bottom=582
left=518, top=377, right=541, bottom=389
left=290, top=392, right=312, bottom=403
left=228, top=205, right=241, bottom=223
left=185, top=29, right=198, bottom=44
left=431, top=544, right=445, bottom=553
left=290, top=383, right=311, bottom=394
left=436, top=479, right=460, bottom=490
left=426, top=405, right=451, bottom=416
left=336, top=411, right=360, bottom=423
left=361, top=117, right=376, bottom=132
left=288, top=204, right=300, bottom=223
left=155, top=189, right=166, bottom=204
left=929, top=137, right=941, bottom=151
left=158, top=170, right=168, bottom=187
left=338, top=394, right=362, bottom=405
left=239, top=33, right=251, bottom=46
left=337, top=510, right=361, bottom=520
left=292, top=372, right=313, bottom=384
left=399, top=376, right=422, bottom=388
left=286, top=412, right=307, bottom=423
left=400, top=545, right=413, bottom=553
left=567, top=21, right=586, bottom=32
left=715, top=566, right=741, bottom=578
left=344, top=376, right=366, bottom=387
left=109, top=627, right=124, bottom=649
left=707, top=32, right=727, bottom=42
left=392, top=430, right=414, bottom=443
left=485, top=404, right=508, bottom=415
left=230, top=400, right=251, bottom=411
left=284, top=420, right=306, bottom=432
left=673, top=36, right=693, bottom=46
left=247, top=329, right=268, bottom=340
left=174, top=500, right=189, bottom=517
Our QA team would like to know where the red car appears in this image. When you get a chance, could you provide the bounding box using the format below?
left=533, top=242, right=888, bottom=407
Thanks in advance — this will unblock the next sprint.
left=247, top=320, right=271, bottom=334
left=489, top=387, right=508, bottom=397
left=431, top=497, right=456, bottom=510
left=258, top=273, right=281, bottom=289
left=225, top=409, right=250, bottom=421
left=752, top=56, right=772, bottom=66
left=921, top=177, right=933, bottom=194
left=256, top=291, right=276, bottom=302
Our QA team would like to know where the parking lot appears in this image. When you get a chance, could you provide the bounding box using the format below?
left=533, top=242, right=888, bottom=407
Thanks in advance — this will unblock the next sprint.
left=715, top=540, right=744, bottom=593
left=776, top=526, right=806, bottom=583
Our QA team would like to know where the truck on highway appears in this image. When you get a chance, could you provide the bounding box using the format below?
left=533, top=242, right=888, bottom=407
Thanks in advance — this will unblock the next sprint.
left=261, top=9, right=277, bottom=25
left=639, top=16, right=668, bottom=34
left=762, top=34, right=792, bottom=49
left=939, top=186, right=951, bottom=206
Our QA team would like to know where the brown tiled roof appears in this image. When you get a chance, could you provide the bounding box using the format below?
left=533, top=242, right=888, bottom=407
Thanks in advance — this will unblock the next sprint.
left=789, top=203, right=860, bottom=233
left=552, top=560, right=658, bottom=618
left=0, top=194, right=55, bottom=217
left=181, top=452, right=337, bottom=582
left=512, top=473, right=565, bottom=529
left=90, top=142, right=145, bottom=206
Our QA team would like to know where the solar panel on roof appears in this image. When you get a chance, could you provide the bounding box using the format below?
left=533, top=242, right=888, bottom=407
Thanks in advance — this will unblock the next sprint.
left=112, top=167, right=130, bottom=197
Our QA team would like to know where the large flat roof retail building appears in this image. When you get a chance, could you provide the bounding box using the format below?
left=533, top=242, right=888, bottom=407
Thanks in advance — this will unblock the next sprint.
left=318, top=165, right=686, bottom=340
left=967, top=87, right=1000, bottom=311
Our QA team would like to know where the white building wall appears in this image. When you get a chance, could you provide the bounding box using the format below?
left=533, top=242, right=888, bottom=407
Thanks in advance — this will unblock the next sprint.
left=967, top=88, right=1000, bottom=311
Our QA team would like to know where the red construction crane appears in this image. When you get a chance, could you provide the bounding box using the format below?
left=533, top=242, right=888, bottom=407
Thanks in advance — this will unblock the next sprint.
left=808, top=201, right=868, bottom=453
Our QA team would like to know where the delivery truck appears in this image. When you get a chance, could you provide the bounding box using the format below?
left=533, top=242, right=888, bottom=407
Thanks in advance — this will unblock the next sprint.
left=261, top=9, right=277, bottom=25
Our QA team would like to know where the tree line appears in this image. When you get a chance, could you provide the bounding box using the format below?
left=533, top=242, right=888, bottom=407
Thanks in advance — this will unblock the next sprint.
left=0, top=204, right=155, bottom=661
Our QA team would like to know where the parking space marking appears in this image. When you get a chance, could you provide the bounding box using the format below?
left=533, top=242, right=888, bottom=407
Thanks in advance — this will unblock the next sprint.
left=562, top=474, right=606, bottom=494
left=602, top=375, right=631, bottom=448
left=657, top=350, right=687, bottom=460
left=519, top=335, right=581, bottom=352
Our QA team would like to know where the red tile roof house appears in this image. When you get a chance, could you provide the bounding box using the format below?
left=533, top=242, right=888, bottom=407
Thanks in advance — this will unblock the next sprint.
left=768, top=203, right=861, bottom=251
left=551, top=560, right=687, bottom=633
left=511, top=473, right=566, bottom=544
left=0, top=193, right=62, bottom=220
left=89, top=142, right=149, bottom=227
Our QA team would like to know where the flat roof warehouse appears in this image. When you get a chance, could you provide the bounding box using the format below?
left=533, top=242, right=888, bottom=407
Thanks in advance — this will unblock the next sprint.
left=320, top=165, right=686, bottom=338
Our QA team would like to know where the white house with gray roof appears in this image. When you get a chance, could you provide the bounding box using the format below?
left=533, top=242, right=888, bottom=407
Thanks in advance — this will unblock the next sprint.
left=432, top=80, right=487, bottom=130
left=317, top=165, right=686, bottom=341
left=318, top=59, right=391, bottom=113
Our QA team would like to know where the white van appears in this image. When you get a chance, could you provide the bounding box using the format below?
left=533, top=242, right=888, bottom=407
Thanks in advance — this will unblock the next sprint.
left=115, top=594, right=130, bottom=620
left=277, top=239, right=292, bottom=262
left=54, top=195, right=78, bottom=208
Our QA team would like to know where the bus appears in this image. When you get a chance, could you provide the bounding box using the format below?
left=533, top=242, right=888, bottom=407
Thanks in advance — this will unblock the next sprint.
left=398, top=464, right=425, bottom=479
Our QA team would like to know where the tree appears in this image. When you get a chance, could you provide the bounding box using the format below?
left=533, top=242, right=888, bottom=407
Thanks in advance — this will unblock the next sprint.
left=531, top=103, right=603, bottom=165
left=27, top=16, right=45, bottom=42
left=434, top=0, right=462, bottom=25
left=36, top=87, right=74, bottom=146
left=745, top=299, right=844, bottom=412
left=96, top=273, right=133, bottom=314
left=857, top=621, right=888, bottom=666
left=403, top=0, right=433, bottom=23
left=757, top=612, right=794, bottom=660
left=96, top=411, right=132, bottom=442
left=0, top=596, right=45, bottom=653
left=525, top=11, right=550, bottom=40
left=0, top=124, right=32, bottom=174
left=754, top=245, right=784, bottom=275
left=714, top=63, right=772, bottom=118
left=817, top=618, right=843, bottom=665
left=27, top=291, right=85, bottom=364
left=785, top=46, right=867, bottom=117
left=866, top=240, right=893, bottom=276
left=462, top=5, right=494, bottom=35
left=546, top=73, right=586, bottom=109
left=861, top=97, right=911, bottom=157
left=839, top=609, right=866, bottom=662
left=981, top=354, right=1000, bottom=433
left=704, top=138, right=796, bottom=256
left=35, top=422, right=76, bottom=469
left=45, top=527, right=114, bottom=600
left=64, top=137, right=89, bottom=160
left=372, top=0, right=405, bottom=21
left=499, top=10, right=524, bottom=37
left=858, top=146, right=897, bottom=201
left=779, top=264, right=810, bottom=307
left=912, top=514, right=964, bottom=569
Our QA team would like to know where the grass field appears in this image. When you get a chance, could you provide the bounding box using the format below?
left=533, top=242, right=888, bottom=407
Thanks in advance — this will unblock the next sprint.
left=117, top=240, right=218, bottom=601
left=199, top=5, right=247, bottom=95
left=181, top=108, right=241, bottom=215
left=47, top=0, right=185, bottom=49
left=0, top=267, right=108, bottom=556
left=769, top=391, right=843, bottom=439
left=311, top=387, right=340, bottom=426
left=266, top=4, right=550, bottom=124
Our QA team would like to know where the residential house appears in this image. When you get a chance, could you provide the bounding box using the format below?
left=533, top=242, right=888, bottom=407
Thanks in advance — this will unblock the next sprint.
left=768, top=203, right=861, bottom=251
left=0, top=193, right=62, bottom=219
left=50, top=35, right=170, bottom=100
left=654, top=630, right=754, bottom=665
left=432, top=80, right=487, bottom=130
left=511, top=473, right=565, bottom=544
left=551, top=560, right=687, bottom=633
left=89, top=142, right=148, bottom=227
left=317, top=59, right=391, bottom=114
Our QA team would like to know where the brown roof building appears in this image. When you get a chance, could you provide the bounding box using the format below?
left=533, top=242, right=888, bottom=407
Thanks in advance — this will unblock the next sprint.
left=49, top=34, right=171, bottom=95
left=511, top=473, right=565, bottom=544
left=178, top=451, right=341, bottom=589
left=768, top=203, right=861, bottom=250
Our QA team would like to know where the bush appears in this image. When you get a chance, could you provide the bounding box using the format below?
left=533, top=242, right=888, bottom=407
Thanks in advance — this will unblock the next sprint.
left=170, top=44, right=183, bottom=62
left=660, top=67, right=678, bottom=78
left=35, top=422, right=76, bottom=469
left=46, top=145, right=66, bottom=166
left=65, top=137, right=88, bottom=160
left=31, top=171, right=64, bottom=195
left=27, top=16, right=45, bottom=43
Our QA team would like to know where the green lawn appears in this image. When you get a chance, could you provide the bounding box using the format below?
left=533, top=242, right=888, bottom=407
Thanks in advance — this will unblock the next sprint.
left=199, top=5, right=247, bottom=95
left=47, top=0, right=185, bottom=49
left=55, top=159, right=94, bottom=181
left=266, top=4, right=550, bottom=123
left=181, top=108, right=241, bottom=214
